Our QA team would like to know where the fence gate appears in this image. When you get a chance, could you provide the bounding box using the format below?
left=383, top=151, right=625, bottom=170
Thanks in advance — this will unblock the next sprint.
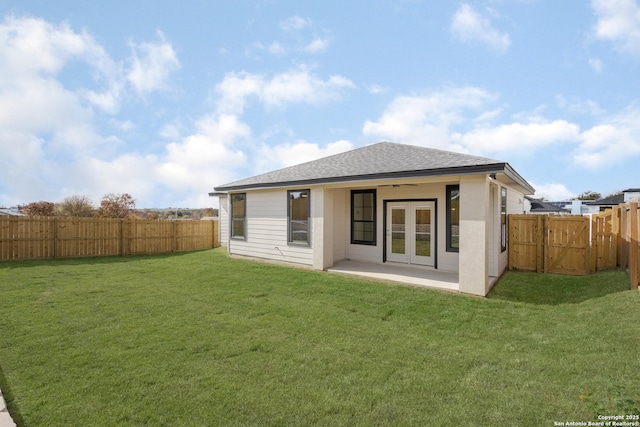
left=592, top=208, right=618, bottom=272
left=509, top=214, right=590, bottom=275
left=508, top=214, right=543, bottom=272
left=547, top=215, right=590, bottom=275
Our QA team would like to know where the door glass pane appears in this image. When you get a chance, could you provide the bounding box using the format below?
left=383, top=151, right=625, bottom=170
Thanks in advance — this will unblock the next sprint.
left=391, top=208, right=405, bottom=254
left=415, top=208, right=431, bottom=257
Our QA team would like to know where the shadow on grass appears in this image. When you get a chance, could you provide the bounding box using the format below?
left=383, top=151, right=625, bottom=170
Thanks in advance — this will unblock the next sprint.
left=0, top=249, right=211, bottom=270
left=488, top=269, right=631, bottom=305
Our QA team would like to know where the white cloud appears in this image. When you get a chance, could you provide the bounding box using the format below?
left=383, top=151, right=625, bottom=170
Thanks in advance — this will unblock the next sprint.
left=262, top=70, right=355, bottom=107
left=268, top=41, right=286, bottom=55
left=258, top=16, right=331, bottom=57
left=588, top=57, right=604, bottom=72
left=362, top=86, right=496, bottom=150
left=126, top=31, right=181, bottom=95
left=256, top=140, right=354, bottom=172
left=0, top=15, right=101, bottom=78
left=304, top=37, right=330, bottom=53
left=55, top=113, right=250, bottom=208
left=555, top=95, right=606, bottom=116
left=279, top=16, right=312, bottom=32
left=366, top=84, right=388, bottom=95
left=592, top=0, right=640, bottom=56
left=531, top=182, right=575, bottom=201
left=450, top=4, right=511, bottom=52
left=454, top=120, right=580, bottom=153
left=216, top=66, right=356, bottom=113
left=155, top=114, right=249, bottom=205
left=573, top=105, right=640, bottom=168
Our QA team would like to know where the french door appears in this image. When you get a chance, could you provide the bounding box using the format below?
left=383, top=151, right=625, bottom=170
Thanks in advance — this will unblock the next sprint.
left=386, top=201, right=435, bottom=266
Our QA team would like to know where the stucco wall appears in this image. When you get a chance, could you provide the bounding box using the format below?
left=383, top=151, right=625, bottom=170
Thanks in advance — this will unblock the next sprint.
left=219, top=195, right=228, bottom=247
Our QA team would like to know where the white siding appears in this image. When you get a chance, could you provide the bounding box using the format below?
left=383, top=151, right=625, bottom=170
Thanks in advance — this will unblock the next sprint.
left=228, top=189, right=313, bottom=266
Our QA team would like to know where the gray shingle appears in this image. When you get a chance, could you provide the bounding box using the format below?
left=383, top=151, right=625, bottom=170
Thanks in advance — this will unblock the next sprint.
left=214, top=141, right=525, bottom=191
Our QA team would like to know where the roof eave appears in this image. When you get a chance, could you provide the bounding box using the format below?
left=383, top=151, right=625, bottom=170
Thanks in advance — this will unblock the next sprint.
left=214, top=163, right=524, bottom=192
left=503, top=163, right=536, bottom=195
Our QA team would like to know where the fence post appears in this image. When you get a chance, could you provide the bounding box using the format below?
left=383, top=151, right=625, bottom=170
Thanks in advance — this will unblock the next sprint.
left=53, top=216, right=58, bottom=259
left=612, top=206, right=620, bottom=269
left=542, top=215, right=549, bottom=273
left=590, top=214, right=597, bottom=274
left=630, top=202, right=638, bottom=290
left=534, top=215, right=541, bottom=272
left=173, top=220, right=177, bottom=253
left=120, top=219, right=125, bottom=256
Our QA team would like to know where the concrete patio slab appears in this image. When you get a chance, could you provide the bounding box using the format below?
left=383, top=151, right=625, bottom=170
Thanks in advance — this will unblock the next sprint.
left=328, top=260, right=459, bottom=292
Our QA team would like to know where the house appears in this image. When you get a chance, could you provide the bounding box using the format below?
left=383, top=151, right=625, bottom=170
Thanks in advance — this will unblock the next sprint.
left=525, top=196, right=570, bottom=214
left=586, top=188, right=640, bottom=211
left=525, top=198, right=601, bottom=215
left=0, top=208, right=26, bottom=216
left=210, top=142, right=534, bottom=297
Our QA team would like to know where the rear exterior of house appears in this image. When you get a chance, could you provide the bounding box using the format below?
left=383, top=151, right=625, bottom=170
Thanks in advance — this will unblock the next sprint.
left=211, top=142, right=534, bottom=296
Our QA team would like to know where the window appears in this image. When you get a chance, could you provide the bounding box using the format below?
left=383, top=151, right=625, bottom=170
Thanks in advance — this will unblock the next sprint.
left=446, top=185, right=459, bottom=252
left=351, top=189, right=376, bottom=245
left=288, top=189, right=310, bottom=245
left=501, top=187, right=507, bottom=252
left=230, top=193, right=246, bottom=239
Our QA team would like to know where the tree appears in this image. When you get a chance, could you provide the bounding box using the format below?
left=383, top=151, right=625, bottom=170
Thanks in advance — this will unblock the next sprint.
left=57, top=195, right=94, bottom=217
left=96, top=193, right=136, bottom=218
left=19, top=201, right=55, bottom=216
left=576, top=191, right=601, bottom=201
left=603, top=190, right=623, bottom=199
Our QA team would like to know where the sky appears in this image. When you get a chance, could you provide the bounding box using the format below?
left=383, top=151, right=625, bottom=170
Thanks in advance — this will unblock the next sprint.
left=1, top=0, right=640, bottom=209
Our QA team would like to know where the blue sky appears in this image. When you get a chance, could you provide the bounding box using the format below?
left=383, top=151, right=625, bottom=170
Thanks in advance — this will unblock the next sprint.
left=1, top=0, right=639, bottom=208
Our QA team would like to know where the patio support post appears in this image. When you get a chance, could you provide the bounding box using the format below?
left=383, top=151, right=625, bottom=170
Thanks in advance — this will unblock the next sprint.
left=312, top=186, right=334, bottom=270
left=458, top=175, right=491, bottom=296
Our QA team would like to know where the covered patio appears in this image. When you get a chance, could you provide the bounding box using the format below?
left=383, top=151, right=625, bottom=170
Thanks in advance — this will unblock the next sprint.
left=327, top=260, right=460, bottom=292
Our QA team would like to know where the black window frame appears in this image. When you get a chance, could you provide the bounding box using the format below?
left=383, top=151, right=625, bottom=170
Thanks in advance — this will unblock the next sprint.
left=351, top=189, right=377, bottom=245
left=446, top=185, right=460, bottom=252
left=230, top=193, right=246, bottom=240
left=287, top=189, right=310, bottom=246
left=501, top=187, right=507, bottom=252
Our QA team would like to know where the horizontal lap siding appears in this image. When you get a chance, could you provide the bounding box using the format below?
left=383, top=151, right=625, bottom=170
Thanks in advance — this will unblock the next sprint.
left=229, top=190, right=313, bottom=266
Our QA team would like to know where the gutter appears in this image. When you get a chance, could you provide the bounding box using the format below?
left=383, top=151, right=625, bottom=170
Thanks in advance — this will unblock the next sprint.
left=213, top=163, right=520, bottom=192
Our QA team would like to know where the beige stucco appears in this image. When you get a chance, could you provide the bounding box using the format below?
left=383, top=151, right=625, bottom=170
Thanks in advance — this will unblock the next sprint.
left=458, top=175, right=491, bottom=296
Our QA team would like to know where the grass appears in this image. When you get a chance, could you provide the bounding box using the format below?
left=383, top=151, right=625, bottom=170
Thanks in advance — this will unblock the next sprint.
left=0, top=249, right=639, bottom=426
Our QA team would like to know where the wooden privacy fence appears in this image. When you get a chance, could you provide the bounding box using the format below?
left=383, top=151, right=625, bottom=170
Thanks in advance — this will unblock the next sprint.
left=509, top=214, right=591, bottom=275
left=0, top=216, right=220, bottom=261
left=509, top=202, right=639, bottom=290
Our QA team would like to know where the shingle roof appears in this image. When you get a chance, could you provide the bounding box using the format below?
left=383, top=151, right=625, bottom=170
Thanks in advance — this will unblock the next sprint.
left=525, top=197, right=569, bottom=213
left=213, top=141, right=534, bottom=193
left=587, top=193, right=624, bottom=206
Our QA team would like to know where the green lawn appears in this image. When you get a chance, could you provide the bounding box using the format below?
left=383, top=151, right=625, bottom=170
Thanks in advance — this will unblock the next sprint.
left=0, top=249, right=638, bottom=426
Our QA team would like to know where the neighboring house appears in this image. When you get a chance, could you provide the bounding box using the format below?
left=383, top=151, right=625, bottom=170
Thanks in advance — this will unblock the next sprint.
left=0, top=208, right=26, bottom=216
left=525, top=197, right=570, bottom=214
left=586, top=188, right=640, bottom=211
left=210, top=142, right=534, bottom=297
